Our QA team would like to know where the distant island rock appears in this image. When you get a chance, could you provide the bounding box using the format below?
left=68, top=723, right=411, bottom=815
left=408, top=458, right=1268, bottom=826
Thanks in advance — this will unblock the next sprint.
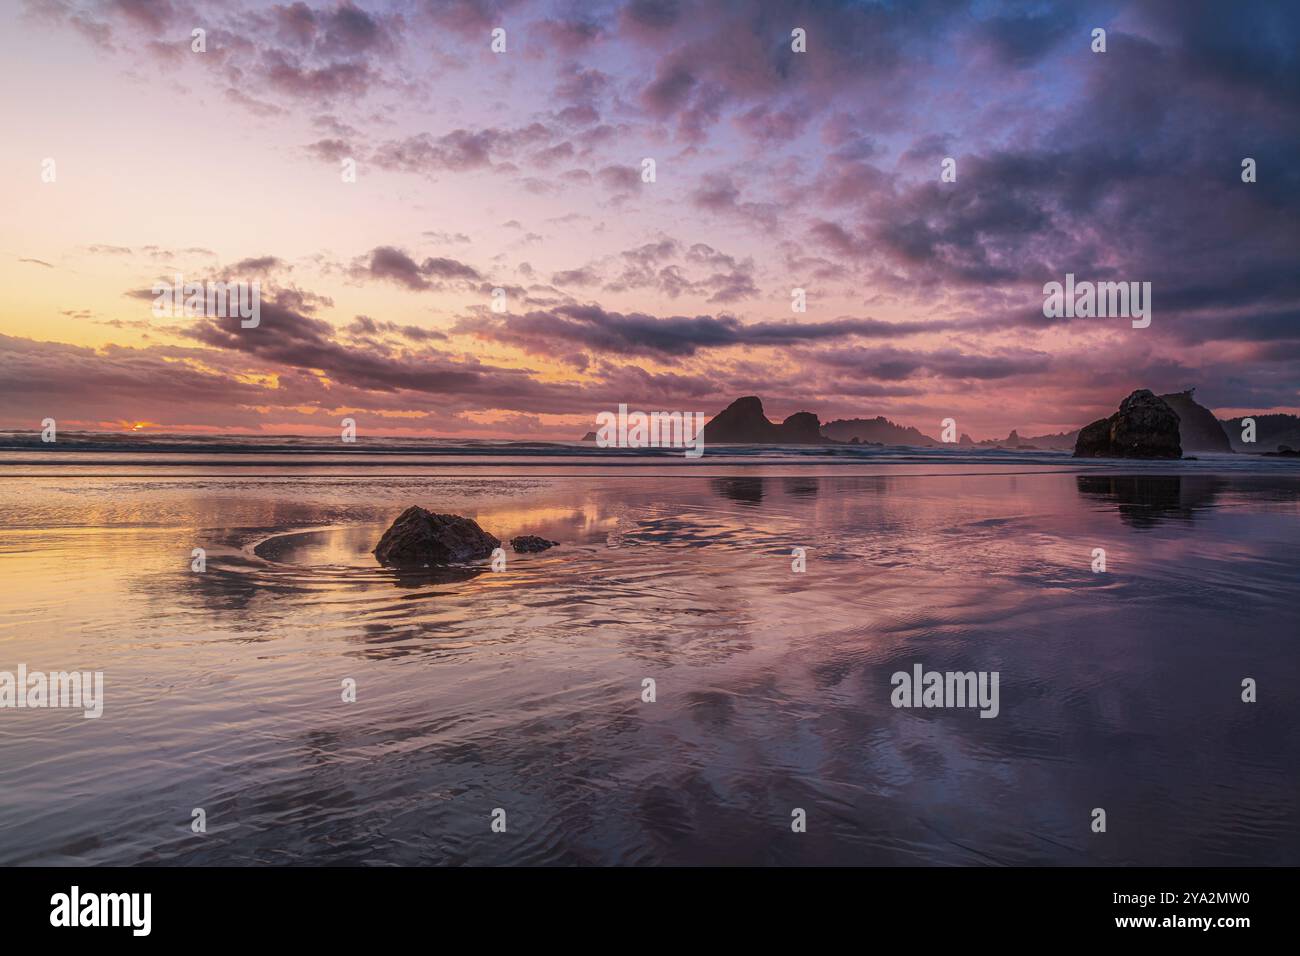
left=374, top=507, right=500, bottom=567
left=574, top=390, right=1246, bottom=455
left=1018, top=429, right=1079, bottom=451
left=821, top=415, right=939, bottom=446
left=1159, top=389, right=1231, bottom=452
left=969, top=427, right=1077, bottom=451
left=1074, top=389, right=1182, bottom=459
left=702, top=396, right=829, bottom=444
left=1220, top=413, right=1300, bottom=453
left=511, top=535, right=558, bottom=552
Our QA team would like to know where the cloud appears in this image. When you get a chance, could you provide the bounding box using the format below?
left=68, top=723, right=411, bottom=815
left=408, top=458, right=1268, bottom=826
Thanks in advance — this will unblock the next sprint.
left=260, top=50, right=373, bottom=98
left=350, top=247, right=483, bottom=290
left=813, top=344, right=1052, bottom=381
left=457, top=303, right=949, bottom=360
left=621, top=0, right=682, bottom=35
left=347, top=315, right=448, bottom=343
left=15, top=0, right=1300, bottom=434
left=972, top=11, right=1077, bottom=67
left=551, top=266, right=602, bottom=287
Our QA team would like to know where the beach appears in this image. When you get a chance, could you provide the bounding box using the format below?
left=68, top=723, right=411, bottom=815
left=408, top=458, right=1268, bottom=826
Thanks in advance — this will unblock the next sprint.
left=0, top=440, right=1296, bottom=865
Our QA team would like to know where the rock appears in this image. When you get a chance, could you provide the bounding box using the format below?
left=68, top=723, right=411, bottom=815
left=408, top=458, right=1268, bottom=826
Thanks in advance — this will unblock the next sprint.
left=821, top=415, right=940, bottom=446
left=1158, top=389, right=1231, bottom=452
left=373, top=506, right=500, bottom=567
left=511, top=535, right=558, bottom=553
left=1264, top=445, right=1300, bottom=458
left=1220, top=413, right=1300, bottom=453
left=580, top=431, right=598, bottom=442
left=1074, top=389, right=1183, bottom=459
left=703, top=396, right=781, bottom=443
left=702, top=396, right=827, bottom=443
left=779, top=411, right=823, bottom=442
left=1020, top=428, right=1079, bottom=451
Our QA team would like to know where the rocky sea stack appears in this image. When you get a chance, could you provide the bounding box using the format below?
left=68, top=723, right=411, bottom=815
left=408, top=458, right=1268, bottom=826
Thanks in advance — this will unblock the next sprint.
left=702, top=396, right=827, bottom=444
left=1074, top=389, right=1182, bottom=459
left=1158, top=389, right=1231, bottom=452
left=373, top=507, right=501, bottom=567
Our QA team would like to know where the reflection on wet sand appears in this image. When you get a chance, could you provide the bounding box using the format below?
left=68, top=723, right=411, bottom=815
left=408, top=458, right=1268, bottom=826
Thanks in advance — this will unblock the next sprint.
left=0, top=469, right=1296, bottom=865
left=781, top=476, right=821, bottom=498
left=1076, top=474, right=1226, bottom=528
left=710, top=476, right=764, bottom=504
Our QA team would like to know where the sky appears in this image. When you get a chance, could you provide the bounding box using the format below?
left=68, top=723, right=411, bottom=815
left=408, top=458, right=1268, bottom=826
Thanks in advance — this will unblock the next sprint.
left=1, top=0, right=1297, bottom=440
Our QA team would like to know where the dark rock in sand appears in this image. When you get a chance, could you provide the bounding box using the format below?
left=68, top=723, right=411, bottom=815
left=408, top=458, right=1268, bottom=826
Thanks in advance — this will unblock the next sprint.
left=511, top=534, right=558, bottom=553
left=580, top=431, right=598, bottom=442
left=1264, top=445, right=1300, bottom=458
left=373, top=506, right=500, bottom=567
left=1074, top=389, right=1182, bottom=459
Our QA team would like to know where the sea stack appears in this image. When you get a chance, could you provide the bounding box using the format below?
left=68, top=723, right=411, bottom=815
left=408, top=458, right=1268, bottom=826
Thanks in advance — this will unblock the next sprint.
left=1158, top=390, right=1231, bottom=453
left=1074, top=389, right=1182, bottom=459
left=702, top=396, right=826, bottom=443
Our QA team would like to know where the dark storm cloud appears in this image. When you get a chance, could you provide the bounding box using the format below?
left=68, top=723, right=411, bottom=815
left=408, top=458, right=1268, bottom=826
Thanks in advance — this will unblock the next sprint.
left=616, top=0, right=975, bottom=140
left=318, top=2, right=391, bottom=56
left=973, top=10, right=1077, bottom=67
left=457, top=304, right=949, bottom=359
left=814, top=345, right=1052, bottom=382
left=174, top=293, right=577, bottom=407
left=1168, top=310, right=1300, bottom=346
left=805, top=9, right=1300, bottom=349
left=621, top=0, right=681, bottom=34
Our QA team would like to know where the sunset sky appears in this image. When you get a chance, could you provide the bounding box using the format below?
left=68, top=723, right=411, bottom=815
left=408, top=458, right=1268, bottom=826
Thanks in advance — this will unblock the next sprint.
left=2, top=0, right=1297, bottom=439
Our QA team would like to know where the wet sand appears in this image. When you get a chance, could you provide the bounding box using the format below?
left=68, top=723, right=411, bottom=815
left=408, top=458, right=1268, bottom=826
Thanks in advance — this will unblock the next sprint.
left=0, top=462, right=1296, bottom=865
